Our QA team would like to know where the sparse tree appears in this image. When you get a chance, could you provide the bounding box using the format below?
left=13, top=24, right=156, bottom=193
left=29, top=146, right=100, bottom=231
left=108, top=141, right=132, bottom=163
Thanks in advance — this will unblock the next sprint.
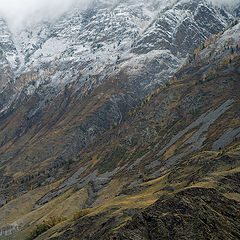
left=202, top=74, right=207, bottom=82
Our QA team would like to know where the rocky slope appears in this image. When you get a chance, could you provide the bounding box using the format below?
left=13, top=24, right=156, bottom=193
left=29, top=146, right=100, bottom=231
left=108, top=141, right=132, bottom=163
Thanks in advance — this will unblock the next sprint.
left=0, top=0, right=235, bottom=106
left=38, top=22, right=240, bottom=239
left=107, top=188, right=240, bottom=240
left=0, top=0, right=235, bottom=180
left=0, top=0, right=240, bottom=239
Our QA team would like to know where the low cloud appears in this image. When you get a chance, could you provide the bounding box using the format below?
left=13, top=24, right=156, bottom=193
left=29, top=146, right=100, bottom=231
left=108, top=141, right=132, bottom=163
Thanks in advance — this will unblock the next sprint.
left=1, top=0, right=240, bottom=33
left=0, top=0, right=90, bottom=32
left=209, top=0, right=240, bottom=7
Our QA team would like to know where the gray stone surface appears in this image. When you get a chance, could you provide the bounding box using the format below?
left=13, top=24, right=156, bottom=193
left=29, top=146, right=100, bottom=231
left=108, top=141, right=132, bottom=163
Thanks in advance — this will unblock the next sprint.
left=158, top=99, right=234, bottom=157
left=60, top=165, right=90, bottom=188
left=128, top=152, right=151, bottom=170
left=150, top=99, right=235, bottom=169
left=0, top=223, right=20, bottom=237
left=212, top=127, right=240, bottom=151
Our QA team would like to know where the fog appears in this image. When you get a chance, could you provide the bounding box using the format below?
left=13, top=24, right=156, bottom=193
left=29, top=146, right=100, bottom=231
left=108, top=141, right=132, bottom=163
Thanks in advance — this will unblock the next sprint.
left=209, top=0, right=240, bottom=7
left=0, top=0, right=90, bottom=32
left=0, top=0, right=240, bottom=33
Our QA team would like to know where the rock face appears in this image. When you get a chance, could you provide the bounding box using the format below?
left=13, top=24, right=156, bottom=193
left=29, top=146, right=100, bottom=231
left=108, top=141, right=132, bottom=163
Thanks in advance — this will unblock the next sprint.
left=0, top=0, right=236, bottom=171
left=107, top=188, right=240, bottom=240
left=0, top=18, right=19, bottom=113
left=0, top=1, right=240, bottom=240
left=0, top=0, right=235, bottom=101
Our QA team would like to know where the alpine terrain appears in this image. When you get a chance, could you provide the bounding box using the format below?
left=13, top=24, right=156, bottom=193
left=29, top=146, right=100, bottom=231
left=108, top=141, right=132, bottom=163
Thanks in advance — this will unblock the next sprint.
left=0, top=0, right=240, bottom=239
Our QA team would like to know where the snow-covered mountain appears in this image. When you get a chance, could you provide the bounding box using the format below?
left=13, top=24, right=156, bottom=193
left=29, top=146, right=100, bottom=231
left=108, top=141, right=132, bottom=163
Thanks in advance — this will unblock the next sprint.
left=0, top=0, right=236, bottom=103
left=0, top=18, right=19, bottom=112
left=0, top=0, right=238, bottom=181
left=1, top=1, right=240, bottom=238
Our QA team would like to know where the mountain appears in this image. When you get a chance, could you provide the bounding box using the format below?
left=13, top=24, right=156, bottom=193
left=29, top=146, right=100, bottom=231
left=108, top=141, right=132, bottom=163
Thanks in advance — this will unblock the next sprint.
left=0, top=18, right=20, bottom=113
left=0, top=0, right=240, bottom=239
left=0, top=0, right=234, bottom=100
left=0, top=0, right=235, bottom=175
left=42, top=21, right=240, bottom=239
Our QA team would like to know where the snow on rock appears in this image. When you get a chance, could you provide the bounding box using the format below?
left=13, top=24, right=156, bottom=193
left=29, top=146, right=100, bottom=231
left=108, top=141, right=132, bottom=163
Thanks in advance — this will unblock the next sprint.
left=0, top=0, right=238, bottom=111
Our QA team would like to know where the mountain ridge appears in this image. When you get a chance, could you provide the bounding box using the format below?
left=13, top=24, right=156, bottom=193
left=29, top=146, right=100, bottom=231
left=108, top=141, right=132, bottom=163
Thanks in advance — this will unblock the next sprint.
left=0, top=0, right=240, bottom=239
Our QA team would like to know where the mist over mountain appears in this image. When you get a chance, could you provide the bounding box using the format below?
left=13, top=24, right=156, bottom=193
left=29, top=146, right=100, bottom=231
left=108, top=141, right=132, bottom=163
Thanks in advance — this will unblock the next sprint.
left=1, top=0, right=239, bottom=33
left=210, top=0, right=240, bottom=6
left=0, top=0, right=90, bottom=32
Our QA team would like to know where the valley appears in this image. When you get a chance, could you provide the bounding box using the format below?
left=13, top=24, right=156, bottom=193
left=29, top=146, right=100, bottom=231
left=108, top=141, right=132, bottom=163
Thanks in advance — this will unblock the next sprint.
left=0, top=0, right=240, bottom=239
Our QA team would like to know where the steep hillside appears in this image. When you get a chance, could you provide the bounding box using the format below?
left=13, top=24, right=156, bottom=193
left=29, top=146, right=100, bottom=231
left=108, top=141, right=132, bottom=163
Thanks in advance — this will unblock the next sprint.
left=0, top=0, right=235, bottom=109
left=42, top=22, right=240, bottom=239
left=107, top=188, right=240, bottom=239
left=1, top=1, right=240, bottom=239
left=0, top=14, right=240, bottom=239
left=0, top=0, right=236, bottom=191
left=0, top=18, right=19, bottom=113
